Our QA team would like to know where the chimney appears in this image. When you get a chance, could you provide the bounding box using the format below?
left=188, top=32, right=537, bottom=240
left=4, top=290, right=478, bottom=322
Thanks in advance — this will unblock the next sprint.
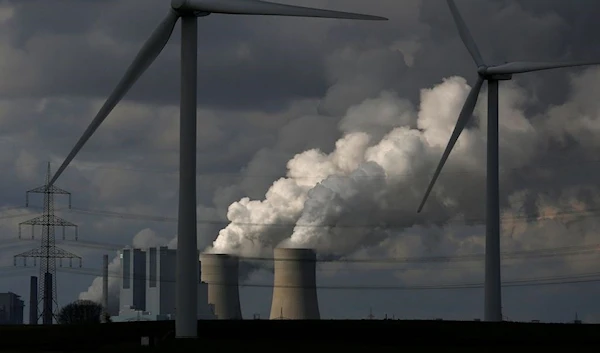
left=102, top=254, right=109, bottom=321
left=29, top=276, right=37, bottom=325
left=42, top=272, right=53, bottom=325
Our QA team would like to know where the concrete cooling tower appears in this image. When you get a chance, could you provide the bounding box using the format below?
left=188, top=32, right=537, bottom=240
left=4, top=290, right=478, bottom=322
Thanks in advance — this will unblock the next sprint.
left=199, top=253, right=242, bottom=320
left=269, top=248, right=320, bottom=320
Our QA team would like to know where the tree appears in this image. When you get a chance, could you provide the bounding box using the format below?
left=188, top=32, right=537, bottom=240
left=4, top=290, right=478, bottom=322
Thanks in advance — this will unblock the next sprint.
left=57, top=300, right=103, bottom=325
left=102, top=311, right=112, bottom=323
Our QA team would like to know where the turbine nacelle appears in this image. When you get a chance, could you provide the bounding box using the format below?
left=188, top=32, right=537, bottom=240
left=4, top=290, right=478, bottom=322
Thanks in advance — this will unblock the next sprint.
left=476, top=65, right=488, bottom=75
left=477, top=66, right=512, bottom=80
left=171, top=0, right=211, bottom=15
left=476, top=65, right=511, bottom=80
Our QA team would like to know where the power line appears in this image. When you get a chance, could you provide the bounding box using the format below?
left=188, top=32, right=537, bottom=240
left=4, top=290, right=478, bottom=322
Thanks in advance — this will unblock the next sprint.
left=15, top=154, right=600, bottom=180
left=0, top=203, right=594, bottom=270
left=30, top=237, right=600, bottom=264
left=3, top=191, right=600, bottom=230
left=54, top=205, right=600, bottom=229
left=56, top=266, right=600, bottom=290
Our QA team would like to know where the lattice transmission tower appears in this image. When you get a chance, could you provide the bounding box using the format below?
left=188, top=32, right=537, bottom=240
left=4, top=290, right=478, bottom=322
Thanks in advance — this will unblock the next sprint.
left=14, top=163, right=82, bottom=324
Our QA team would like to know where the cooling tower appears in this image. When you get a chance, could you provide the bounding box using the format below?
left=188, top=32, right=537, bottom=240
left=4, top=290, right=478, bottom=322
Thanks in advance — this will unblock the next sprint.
left=199, top=253, right=242, bottom=320
left=269, top=248, right=320, bottom=320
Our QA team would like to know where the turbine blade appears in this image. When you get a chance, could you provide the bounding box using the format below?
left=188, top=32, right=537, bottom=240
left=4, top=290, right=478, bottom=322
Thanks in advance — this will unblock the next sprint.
left=417, top=76, right=485, bottom=213
left=177, top=0, right=387, bottom=20
left=48, top=11, right=180, bottom=187
left=485, top=61, right=600, bottom=75
left=447, top=0, right=485, bottom=67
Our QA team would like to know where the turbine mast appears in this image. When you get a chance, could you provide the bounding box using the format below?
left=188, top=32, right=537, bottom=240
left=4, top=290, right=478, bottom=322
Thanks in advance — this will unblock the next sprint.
left=485, top=79, right=502, bottom=322
left=176, top=13, right=199, bottom=338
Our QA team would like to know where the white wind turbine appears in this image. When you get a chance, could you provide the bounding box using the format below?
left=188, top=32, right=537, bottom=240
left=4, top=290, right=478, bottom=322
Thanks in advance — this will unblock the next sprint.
left=46, top=0, right=386, bottom=338
left=417, top=0, right=600, bottom=322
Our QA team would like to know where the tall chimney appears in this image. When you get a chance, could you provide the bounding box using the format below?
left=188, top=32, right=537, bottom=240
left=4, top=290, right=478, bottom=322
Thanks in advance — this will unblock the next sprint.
left=42, top=272, right=53, bottom=324
left=269, top=248, right=320, bottom=320
left=102, top=254, right=109, bottom=322
left=29, top=276, right=38, bottom=325
left=199, top=253, right=242, bottom=319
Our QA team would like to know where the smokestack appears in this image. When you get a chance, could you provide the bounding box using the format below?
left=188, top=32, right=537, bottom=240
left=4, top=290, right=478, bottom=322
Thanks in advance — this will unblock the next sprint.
left=42, top=272, right=53, bottom=325
left=199, top=253, right=242, bottom=319
left=29, top=276, right=37, bottom=325
left=269, top=248, right=320, bottom=320
left=102, top=254, right=109, bottom=322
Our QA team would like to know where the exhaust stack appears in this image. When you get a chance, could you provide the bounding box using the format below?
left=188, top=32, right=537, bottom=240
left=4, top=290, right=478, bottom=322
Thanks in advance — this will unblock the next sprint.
left=102, top=254, right=109, bottom=321
left=29, top=276, right=38, bottom=325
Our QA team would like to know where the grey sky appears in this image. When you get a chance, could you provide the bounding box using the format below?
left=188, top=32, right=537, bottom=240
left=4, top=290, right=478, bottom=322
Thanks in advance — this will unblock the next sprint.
left=0, top=0, right=599, bottom=322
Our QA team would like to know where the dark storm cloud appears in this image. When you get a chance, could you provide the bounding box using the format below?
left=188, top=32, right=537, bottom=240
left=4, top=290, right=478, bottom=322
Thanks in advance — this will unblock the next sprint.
left=0, top=0, right=354, bottom=110
left=5, top=0, right=598, bottom=112
left=5, top=0, right=111, bottom=46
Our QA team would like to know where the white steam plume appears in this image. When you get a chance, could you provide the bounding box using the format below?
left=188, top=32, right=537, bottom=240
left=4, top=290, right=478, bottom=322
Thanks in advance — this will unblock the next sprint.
left=208, top=76, right=538, bottom=258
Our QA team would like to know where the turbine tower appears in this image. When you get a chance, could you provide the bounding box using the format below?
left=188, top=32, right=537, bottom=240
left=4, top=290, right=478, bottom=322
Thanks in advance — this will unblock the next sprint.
left=45, top=0, right=387, bottom=338
left=417, top=0, right=600, bottom=322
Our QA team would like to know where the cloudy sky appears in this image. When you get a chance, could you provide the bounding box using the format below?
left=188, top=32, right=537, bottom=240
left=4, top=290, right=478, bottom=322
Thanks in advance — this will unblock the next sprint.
left=0, top=0, right=600, bottom=323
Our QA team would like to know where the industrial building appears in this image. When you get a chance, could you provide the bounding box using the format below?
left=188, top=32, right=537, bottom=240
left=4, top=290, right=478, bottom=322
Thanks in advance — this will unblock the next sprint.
left=270, top=248, right=320, bottom=320
left=0, top=292, right=25, bottom=325
left=119, top=248, right=146, bottom=313
left=200, top=253, right=242, bottom=319
left=113, top=246, right=322, bottom=321
left=112, top=247, right=215, bottom=322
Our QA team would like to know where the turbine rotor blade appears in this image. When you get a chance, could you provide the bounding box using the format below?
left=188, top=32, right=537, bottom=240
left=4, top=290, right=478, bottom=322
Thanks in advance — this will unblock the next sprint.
left=485, top=61, right=600, bottom=75
left=417, top=76, right=485, bottom=213
left=49, top=11, right=180, bottom=187
left=447, top=0, right=485, bottom=67
left=173, top=0, right=387, bottom=20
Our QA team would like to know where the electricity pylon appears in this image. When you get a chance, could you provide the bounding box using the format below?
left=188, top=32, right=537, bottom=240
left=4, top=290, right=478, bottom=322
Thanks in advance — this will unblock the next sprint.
left=14, top=163, right=81, bottom=324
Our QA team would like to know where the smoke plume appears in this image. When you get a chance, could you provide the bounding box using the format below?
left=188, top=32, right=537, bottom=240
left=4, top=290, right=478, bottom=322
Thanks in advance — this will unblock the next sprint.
left=207, top=69, right=598, bottom=260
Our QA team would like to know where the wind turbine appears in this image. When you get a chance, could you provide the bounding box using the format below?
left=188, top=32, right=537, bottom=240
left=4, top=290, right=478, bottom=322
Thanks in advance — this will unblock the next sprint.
left=46, top=0, right=386, bottom=338
left=417, top=0, right=600, bottom=322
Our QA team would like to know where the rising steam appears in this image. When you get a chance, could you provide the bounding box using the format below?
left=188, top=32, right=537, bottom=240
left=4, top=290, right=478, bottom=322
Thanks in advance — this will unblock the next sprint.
left=208, top=76, right=539, bottom=258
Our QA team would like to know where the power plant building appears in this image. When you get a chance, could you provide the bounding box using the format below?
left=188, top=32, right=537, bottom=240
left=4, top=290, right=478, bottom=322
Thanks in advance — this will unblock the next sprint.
left=0, top=292, right=25, bottom=325
left=270, top=248, right=320, bottom=320
left=145, top=247, right=214, bottom=320
left=145, top=246, right=174, bottom=318
left=113, top=247, right=215, bottom=322
left=119, top=248, right=146, bottom=313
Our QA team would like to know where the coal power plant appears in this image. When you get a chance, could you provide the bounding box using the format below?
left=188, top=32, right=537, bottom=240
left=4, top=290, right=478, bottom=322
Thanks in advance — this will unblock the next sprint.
left=270, top=248, right=320, bottom=320
left=200, top=253, right=243, bottom=320
left=112, top=247, right=324, bottom=322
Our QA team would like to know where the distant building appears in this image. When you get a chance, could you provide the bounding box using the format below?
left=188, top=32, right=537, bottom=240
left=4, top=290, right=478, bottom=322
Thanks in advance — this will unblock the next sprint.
left=0, top=292, right=24, bottom=325
left=119, top=248, right=147, bottom=313
left=112, top=246, right=215, bottom=322
left=110, top=306, right=156, bottom=322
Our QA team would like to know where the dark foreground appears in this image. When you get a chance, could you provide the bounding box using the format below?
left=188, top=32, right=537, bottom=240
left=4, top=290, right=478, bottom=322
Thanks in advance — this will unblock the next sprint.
left=3, top=319, right=599, bottom=352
